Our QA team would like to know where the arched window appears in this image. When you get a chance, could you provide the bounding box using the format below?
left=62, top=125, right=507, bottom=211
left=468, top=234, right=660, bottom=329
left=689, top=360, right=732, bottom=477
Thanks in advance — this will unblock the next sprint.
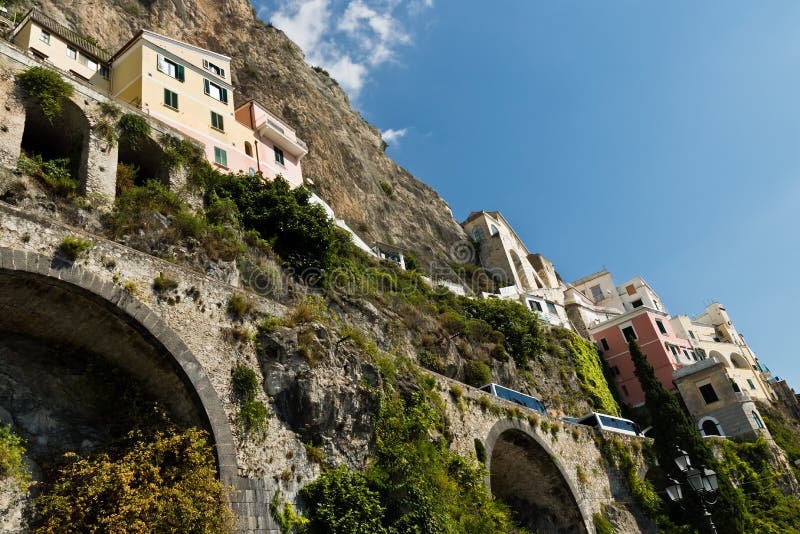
left=752, top=411, right=764, bottom=429
left=701, top=419, right=722, bottom=436
left=245, top=141, right=254, bottom=157
left=490, top=224, right=499, bottom=236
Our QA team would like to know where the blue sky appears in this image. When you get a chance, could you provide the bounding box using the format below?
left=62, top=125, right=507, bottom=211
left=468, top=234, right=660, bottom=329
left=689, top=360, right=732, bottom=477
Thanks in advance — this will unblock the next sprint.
left=257, top=1, right=800, bottom=388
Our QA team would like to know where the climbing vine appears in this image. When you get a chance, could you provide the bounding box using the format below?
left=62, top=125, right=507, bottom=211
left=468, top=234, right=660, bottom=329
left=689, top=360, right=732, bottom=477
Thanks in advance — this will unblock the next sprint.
left=564, top=331, right=621, bottom=416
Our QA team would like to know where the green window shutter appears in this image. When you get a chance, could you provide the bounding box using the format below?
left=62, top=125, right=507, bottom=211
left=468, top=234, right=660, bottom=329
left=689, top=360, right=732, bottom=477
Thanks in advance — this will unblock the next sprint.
left=204, top=79, right=210, bottom=95
left=164, top=88, right=169, bottom=106
left=176, top=64, right=185, bottom=82
left=220, top=87, right=228, bottom=104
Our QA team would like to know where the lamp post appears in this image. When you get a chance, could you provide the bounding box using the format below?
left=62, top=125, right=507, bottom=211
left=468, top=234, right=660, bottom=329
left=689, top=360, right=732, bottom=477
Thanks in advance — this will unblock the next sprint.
left=665, top=449, right=719, bottom=534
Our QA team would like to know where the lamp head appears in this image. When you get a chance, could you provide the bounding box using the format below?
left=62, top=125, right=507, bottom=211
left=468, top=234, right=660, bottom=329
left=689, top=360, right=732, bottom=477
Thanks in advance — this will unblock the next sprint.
left=674, top=448, right=691, bottom=472
left=665, top=478, right=683, bottom=502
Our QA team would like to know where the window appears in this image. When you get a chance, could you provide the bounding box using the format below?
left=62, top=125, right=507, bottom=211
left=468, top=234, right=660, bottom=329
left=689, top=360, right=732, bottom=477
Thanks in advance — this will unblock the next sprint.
left=611, top=365, right=621, bottom=376
left=621, top=385, right=629, bottom=396
left=752, top=411, right=764, bottom=429
left=244, top=141, right=254, bottom=157
left=701, top=419, right=721, bottom=437
left=203, top=59, right=226, bottom=78
left=99, top=65, right=110, bottom=80
left=682, top=349, right=690, bottom=361
left=157, top=55, right=185, bottom=82
left=528, top=300, right=543, bottom=312
left=655, top=319, right=667, bottom=335
left=600, top=338, right=610, bottom=351
left=203, top=79, right=228, bottom=103
left=625, top=284, right=636, bottom=296
left=669, top=345, right=678, bottom=357
left=40, top=30, right=50, bottom=44
left=730, top=379, right=741, bottom=393
left=489, top=224, right=500, bottom=236
left=747, top=378, right=756, bottom=390
left=622, top=326, right=637, bottom=342
left=214, top=147, right=228, bottom=167
left=546, top=301, right=557, bottom=315
left=274, top=146, right=285, bottom=165
left=66, top=46, right=77, bottom=60
left=163, top=88, right=179, bottom=110
left=691, top=350, right=698, bottom=361
left=697, top=348, right=706, bottom=360
left=210, top=111, right=224, bottom=131
left=689, top=330, right=696, bottom=339
left=590, top=284, right=604, bottom=302
left=699, top=384, right=719, bottom=404
left=631, top=299, right=643, bottom=308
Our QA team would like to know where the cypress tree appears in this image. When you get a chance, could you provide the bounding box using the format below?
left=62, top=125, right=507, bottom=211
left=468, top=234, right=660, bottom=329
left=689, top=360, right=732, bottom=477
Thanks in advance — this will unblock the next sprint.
left=628, top=341, right=746, bottom=533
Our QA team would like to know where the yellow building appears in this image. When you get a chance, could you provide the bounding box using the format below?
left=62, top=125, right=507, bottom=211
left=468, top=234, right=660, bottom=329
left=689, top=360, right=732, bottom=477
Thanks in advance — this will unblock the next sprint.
left=9, top=10, right=306, bottom=186
left=10, top=9, right=111, bottom=91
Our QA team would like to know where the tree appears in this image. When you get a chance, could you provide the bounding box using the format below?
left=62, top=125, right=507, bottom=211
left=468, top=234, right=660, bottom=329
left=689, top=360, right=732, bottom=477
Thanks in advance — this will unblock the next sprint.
left=461, top=297, right=543, bottom=366
left=628, top=341, right=746, bottom=533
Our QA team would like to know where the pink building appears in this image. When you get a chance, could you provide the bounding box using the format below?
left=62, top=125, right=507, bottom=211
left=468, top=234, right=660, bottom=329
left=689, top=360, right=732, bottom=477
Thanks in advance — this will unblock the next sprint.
left=590, top=308, right=700, bottom=406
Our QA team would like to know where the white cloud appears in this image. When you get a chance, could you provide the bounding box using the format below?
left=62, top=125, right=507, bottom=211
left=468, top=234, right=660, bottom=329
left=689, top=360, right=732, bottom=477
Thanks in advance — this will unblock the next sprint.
left=382, top=127, right=408, bottom=145
left=261, top=0, right=433, bottom=97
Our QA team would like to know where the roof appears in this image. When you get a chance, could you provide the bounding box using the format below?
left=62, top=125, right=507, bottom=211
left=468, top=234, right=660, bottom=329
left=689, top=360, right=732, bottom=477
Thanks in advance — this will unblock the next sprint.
left=570, top=268, right=612, bottom=288
left=111, top=28, right=231, bottom=64
left=13, top=9, right=111, bottom=62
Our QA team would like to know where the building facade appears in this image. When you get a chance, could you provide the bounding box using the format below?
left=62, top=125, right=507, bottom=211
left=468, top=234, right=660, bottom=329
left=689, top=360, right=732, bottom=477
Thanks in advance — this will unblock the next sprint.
left=589, top=307, right=696, bottom=407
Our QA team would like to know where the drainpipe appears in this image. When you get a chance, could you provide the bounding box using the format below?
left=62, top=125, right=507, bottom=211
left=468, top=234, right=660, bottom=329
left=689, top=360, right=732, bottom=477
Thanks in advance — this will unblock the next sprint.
left=250, top=102, right=261, bottom=175
left=254, top=140, right=261, bottom=175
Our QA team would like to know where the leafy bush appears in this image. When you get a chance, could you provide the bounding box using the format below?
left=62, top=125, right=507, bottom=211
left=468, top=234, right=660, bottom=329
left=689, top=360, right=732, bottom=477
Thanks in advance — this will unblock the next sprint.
left=201, top=172, right=338, bottom=274
left=0, top=424, right=30, bottom=490
left=18, top=153, right=79, bottom=197
left=238, top=400, right=268, bottom=434
left=301, top=467, right=387, bottom=534
left=93, top=119, right=118, bottom=146
left=18, top=66, right=74, bottom=122
left=379, top=181, right=393, bottom=197
left=474, top=438, right=487, bottom=464
left=230, top=364, right=267, bottom=435
left=418, top=350, right=443, bottom=373
left=564, top=331, right=621, bottom=416
left=461, top=297, right=544, bottom=367
left=33, top=426, right=234, bottom=533
left=593, top=510, right=615, bottom=534
left=58, top=236, right=92, bottom=260
left=118, top=113, right=151, bottom=151
left=115, top=162, right=138, bottom=194
left=98, top=101, right=122, bottom=119
left=463, top=360, right=491, bottom=387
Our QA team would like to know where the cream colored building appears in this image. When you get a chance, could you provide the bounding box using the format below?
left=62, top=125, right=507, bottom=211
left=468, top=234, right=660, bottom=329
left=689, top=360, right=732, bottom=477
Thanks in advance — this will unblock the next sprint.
left=11, top=10, right=111, bottom=91
left=670, top=303, right=774, bottom=403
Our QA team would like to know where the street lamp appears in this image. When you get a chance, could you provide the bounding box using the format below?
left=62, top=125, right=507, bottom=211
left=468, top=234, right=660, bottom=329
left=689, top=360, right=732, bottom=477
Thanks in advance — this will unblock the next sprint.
left=666, top=449, right=719, bottom=534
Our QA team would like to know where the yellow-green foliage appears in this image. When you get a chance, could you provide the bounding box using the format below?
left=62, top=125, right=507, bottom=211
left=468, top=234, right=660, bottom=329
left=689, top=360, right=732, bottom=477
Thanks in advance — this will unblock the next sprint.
left=33, top=426, right=234, bottom=533
left=58, top=236, right=93, bottom=261
left=599, top=437, right=662, bottom=518
left=0, top=424, right=30, bottom=490
left=718, top=437, right=800, bottom=533
left=565, top=332, right=621, bottom=416
left=593, top=510, right=615, bottom=534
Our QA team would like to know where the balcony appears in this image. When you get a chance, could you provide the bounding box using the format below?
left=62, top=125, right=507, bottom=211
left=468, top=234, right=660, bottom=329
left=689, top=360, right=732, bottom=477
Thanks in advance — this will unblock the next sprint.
left=255, top=114, right=307, bottom=158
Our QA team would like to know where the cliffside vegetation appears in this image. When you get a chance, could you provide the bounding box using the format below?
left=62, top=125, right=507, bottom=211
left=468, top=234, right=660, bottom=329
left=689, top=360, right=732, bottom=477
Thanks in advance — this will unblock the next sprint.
left=0, top=424, right=30, bottom=491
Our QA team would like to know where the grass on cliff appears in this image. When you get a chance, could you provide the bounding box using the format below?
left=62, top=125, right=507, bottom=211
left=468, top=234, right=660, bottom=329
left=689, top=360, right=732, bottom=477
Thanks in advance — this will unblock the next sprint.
left=0, top=424, right=30, bottom=491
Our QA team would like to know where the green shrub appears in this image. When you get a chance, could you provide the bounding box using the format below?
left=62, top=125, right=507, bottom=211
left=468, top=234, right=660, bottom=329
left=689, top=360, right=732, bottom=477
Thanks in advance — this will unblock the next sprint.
left=228, top=293, right=254, bottom=320
left=152, top=272, right=178, bottom=292
left=58, top=236, right=92, bottom=260
left=238, top=400, right=268, bottom=434
left=231, top=364, right=259, bottom=402
left=18, top=153, right=79, bottom=197
left=304, top=443, right=325, bottom=465
left=0, top=424, right=30, bottom=490
left=301, top=466, right=387, bottom=533
left=18, top=66, right=74, bottom=122
left=118, top=113, right=151, bottom=151
left=379, top=181, right=393, bottom=197
left=565, top=332, right=621, bottom=416
left=33, top=426, right=233, bottom=532
left=93, top=119, right=118, bottom=146
left=474, top=438, right=487, bottom=464
left=461, top=297, right=544, bottom=367
left=463, top=360, right=491, bottom=387
left=115, top=162, right=138, bottom=194
left=98, top=101, right=122, bottom=118
left=418, top=350, right=443, bottom=373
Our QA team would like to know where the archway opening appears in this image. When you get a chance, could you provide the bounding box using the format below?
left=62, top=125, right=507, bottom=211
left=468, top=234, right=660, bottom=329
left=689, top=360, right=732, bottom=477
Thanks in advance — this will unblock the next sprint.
left=489, top=429, right=586, bottom=533
left=709, top=350, right=724, bottom=363
left=20, top=97, right=89, bottom=191
left=701, top=419, right=722, bottom=436
left=0, top=270, right=213, bottom=466
left=117, top=131, right=169, bottom=189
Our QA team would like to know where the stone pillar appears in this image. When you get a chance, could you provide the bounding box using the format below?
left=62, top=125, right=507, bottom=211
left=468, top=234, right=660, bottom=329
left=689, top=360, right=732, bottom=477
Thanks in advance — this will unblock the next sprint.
left=83, top=129, right=118, bottom=208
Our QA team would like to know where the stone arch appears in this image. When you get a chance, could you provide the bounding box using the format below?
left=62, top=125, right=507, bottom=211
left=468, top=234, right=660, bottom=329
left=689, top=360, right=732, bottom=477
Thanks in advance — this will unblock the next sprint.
left=485, top=419, right=591, bottom=533
left=0, top=247, right=237, bottom=484
left=708, top=350, right=724, bottom=363
left=730, top=352, right=748, bottom=369
left=509, top=249, right=532, bottom=291
left=20, top=93, right=90, bottom=189
left=117, top=128, right=169, bottom=188
left=699, top=416, right=723, bottom=436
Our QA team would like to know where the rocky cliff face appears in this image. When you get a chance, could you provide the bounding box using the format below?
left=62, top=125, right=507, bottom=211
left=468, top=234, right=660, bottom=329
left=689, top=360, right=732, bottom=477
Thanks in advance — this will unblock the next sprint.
left=23, top=0, right=466, bottom=268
